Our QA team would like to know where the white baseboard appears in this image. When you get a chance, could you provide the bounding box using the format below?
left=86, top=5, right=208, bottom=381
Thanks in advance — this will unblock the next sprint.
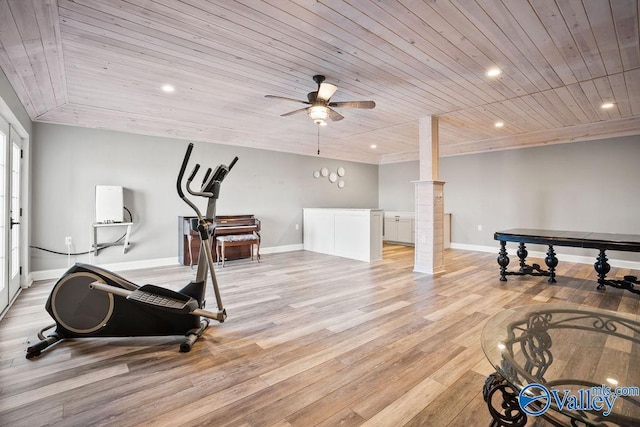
left=449, top=243, right=498, bottom=254
left=450, top=242, right=640, bottom=270
left=29, top=244, right=304, bottom=282
left=261, top=243, right=303, bottom=254
left=30, top=257, right=180, bottom=282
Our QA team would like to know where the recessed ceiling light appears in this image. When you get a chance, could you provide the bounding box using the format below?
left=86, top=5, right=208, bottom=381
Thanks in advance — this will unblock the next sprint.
left=370, top=144, right=377, bottom=149
left=601, top=102, right=614, bottom=109
left=161, top=84, right=175, bottom=93
left=494, top=121, right=504, bottom=128
left=486, top=67, right=502, bottom=77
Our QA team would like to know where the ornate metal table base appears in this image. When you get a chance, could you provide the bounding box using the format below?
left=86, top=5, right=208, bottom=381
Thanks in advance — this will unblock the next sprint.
left=497, top=243, right=640, bottom=295
left=483, top=373, right=593, bottom=427
left=483, top=372, right=527, bottom=427
left=482, top=308, right=640, bottom=426
left=595, top=249, right=640, bottom=295
left=494, top=229, right=640, bottom=295
left=498, top=242, right=557, bottom=283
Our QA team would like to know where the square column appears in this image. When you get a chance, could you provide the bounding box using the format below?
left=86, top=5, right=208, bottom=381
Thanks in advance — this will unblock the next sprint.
left=414, top=115, right=445, bottom=275
left=419, top=116, right=439, bottom=181
left=414, top=180, right=445, bottom=274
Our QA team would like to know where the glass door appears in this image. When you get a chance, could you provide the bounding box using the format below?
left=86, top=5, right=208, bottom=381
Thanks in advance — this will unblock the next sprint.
left=0, top=115, right=8, bottom=312
left=0, top=114, right=21, bottom=314
left=9, top=130, right=21, bottom=302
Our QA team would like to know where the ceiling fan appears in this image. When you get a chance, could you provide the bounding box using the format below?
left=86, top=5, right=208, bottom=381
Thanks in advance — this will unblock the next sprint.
left=265, top=75, right=376, bottom=126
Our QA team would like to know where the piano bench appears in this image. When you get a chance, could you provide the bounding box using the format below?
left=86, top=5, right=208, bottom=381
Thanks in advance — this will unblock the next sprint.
left=216, top=234, right=260, bottom=267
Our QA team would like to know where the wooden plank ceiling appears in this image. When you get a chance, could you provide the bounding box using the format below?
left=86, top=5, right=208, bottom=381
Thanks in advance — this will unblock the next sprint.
left=0, top=0, right=638, bottom=164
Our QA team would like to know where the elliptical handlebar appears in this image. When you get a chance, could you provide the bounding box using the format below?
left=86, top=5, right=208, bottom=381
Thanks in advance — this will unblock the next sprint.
left=228, top=156, right=239, bottom=171
left=188, top=163, right=200, bottom=182
left=186, top=163, right=214, bottom=198
left=177, top=143, right=239, bottom=206
left=201, top=168, right=213, bottom=187
left=187, top=179, right=214, bottom=198
left=176, top=143, right=234, bottom=317
left=176, top=143, right=194, bottom=200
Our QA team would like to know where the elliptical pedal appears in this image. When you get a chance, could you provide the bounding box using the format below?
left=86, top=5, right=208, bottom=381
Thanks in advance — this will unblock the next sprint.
left=127, top=284, right=199, bottom=313
left=128, top=290, right=187, bottom=309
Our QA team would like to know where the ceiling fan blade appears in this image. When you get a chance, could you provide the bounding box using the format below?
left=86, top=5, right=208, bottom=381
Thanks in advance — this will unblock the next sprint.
left=281, top=107, right=309, bottom=117
left=265, top=95, right=310, bottom=105
left=329, top=100, right=376, bottom=109
left=327, top=108, right=344, bottom=121
left=317, top=83, right=338, bottom=102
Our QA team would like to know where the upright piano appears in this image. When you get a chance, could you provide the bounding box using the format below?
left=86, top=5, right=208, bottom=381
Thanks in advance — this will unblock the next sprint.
left=178, top=214, right=261, bottom=266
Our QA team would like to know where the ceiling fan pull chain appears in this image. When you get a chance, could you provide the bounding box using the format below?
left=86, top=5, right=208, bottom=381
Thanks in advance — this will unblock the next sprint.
left=317, top=126, right=320, bottom=155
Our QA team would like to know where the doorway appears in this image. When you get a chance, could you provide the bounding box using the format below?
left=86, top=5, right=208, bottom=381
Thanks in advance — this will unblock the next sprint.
left=0, top=114, right=23, bottom=314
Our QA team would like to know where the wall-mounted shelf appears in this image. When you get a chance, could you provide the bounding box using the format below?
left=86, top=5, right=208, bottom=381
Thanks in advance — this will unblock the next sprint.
left=91, top=222, right=133, bottom=255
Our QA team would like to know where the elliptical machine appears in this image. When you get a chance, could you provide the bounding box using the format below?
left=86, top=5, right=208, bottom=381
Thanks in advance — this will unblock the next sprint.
left=26, top=143, right=235, bottom=359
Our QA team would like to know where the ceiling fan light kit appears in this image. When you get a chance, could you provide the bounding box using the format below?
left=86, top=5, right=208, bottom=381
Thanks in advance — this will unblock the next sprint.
left=316, top=80, right=337, bottom=101
left=308, top=106, right=329, bottom=125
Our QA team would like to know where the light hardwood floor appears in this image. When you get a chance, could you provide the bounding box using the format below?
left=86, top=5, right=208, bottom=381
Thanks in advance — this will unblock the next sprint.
left=1, top=245, right=638, bottom=426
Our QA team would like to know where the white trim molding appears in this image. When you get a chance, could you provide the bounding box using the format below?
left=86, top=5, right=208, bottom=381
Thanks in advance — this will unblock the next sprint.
left=261, top=244, right=303, bottom=254
left=30, top=257, right=180, bottom=282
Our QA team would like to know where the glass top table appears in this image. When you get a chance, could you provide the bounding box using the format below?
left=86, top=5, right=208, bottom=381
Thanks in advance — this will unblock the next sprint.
left=481, top=304, right=640, bottom=426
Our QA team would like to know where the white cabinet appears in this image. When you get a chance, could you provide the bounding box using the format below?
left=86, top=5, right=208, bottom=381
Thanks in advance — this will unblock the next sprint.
left=384, top=212, right=451, bottom=248
left=383, top=217, right=396, bottom=240
left=397, top=218, right=413, bottom=243
left=384, top=212, right=414, bottom=245
left=303, top=208, right=383, bottom=262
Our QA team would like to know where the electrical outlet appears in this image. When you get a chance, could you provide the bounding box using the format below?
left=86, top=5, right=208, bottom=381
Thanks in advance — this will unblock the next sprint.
left=295, top=224, right=299, bottom=230
left=65, top=236, right=72, bottom=245
left=477, top=225, right=482, bottom=231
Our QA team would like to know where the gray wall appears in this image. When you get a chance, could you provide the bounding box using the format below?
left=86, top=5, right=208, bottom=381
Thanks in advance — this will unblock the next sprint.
left=379, top=136, right=640, bottom=261
left=6, top=56, right=640, bottom=271
left=32, top=123, right=378, bottom=271
left=0, top=69, right=32, bottom=135
left=378, top=160, right=419, bottom=212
